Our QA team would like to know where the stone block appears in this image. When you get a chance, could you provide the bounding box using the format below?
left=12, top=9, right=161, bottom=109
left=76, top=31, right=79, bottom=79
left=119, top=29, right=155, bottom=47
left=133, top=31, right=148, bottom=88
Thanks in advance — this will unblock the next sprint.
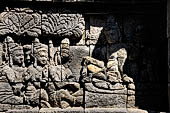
left=128, top=84, right=135, bottom=90
left=128, top=90, right=135, bottom=95
left=85, top=108, right=127, bottom=113
left=40, top=108, right=84, bottom=113
left=11, top=105, right=24, bottom=110
left=11, top=105, right=33, bottom=110
left=66, top=46, right=89, bottom=82
left=84, top=82, right=127, bottom=94
left=85, top=91, right=127, bottom=108
left=6, top=109, right=39, bottom=113
left=127, top=96, right=135, bottom=108
left=127, top=108, right=148, bottom=113
left=0, top=104, right=11, bottom=112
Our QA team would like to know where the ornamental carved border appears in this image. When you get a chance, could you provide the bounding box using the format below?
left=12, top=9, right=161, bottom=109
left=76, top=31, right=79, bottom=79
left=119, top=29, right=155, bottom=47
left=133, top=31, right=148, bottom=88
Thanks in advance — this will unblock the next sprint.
left=0, top=8, right=85, bottom=39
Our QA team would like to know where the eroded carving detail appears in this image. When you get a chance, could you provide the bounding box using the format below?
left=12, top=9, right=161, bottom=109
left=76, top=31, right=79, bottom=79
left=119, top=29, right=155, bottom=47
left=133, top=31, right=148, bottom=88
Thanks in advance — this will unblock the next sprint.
left=42, top=13, right=85, bottom=38
left=0, top=11, right=41, bottom=37
left=0, top=35, right=84, bottom=110
left=81, top=16, right=135, bottom=108
left=0, top=13, right=136, bottom=112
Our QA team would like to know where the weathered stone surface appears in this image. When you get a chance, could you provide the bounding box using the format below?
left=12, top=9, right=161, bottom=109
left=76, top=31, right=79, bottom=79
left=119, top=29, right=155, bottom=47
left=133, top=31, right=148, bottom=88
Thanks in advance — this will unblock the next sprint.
left=84, top=83, right=127, bottom=94
left=0, top=104, right=11, bottom=112
left=128, top=84, right=135, bottom=90
left=66, top=46, right=89, bottom=82
left=83, top=56, right=105, bottom=68
left=85, top=91, right=127, bottom=108
left=0, top=10, right=41, bottom=37
left=46, top=82, right=83, bottom=108
left=128, top=90, right=135, bottom=95
left=40, top=108, right=84, bottom=113
left=86, top=15, right=106, bottom=45
left=0, top=1, right=167, bottom=112
left=5, top=108, right=149, bottom=113
left=85, top=108, right=127, bottom=113
left=0, top=8, right=139, bottom=112
left=0, top=81, right=24, bottom=105
left=127, top=108, right=148, bottom=113
left=127, top=96, right=135, bottom=108
left=6, top=109, right=39, bottom=113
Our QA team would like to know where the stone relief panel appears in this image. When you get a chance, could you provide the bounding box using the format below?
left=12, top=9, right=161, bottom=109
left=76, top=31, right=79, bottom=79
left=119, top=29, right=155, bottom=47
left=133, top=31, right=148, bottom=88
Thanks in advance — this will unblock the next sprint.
left=1, top=6, right=166, bottom=112
left=0, top=36, right=86, bottom=110
left=0, top=8, right=88, bottom=112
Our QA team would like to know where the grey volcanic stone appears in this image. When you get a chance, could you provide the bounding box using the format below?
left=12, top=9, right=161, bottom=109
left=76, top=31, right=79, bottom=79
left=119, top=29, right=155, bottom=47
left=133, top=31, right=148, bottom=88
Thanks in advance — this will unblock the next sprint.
left=6, top=109, right=39, bottom=113
left=85, top=108, right=127, bottom=113
left=40, top=108, right=84, bottom=113
left=85, top=91, right=127, bottom=108
left=0, top=104, right=11, bottom=112
left=127, top=108, right=148, bottom=113
left=66, top=46, right=89, bottom=82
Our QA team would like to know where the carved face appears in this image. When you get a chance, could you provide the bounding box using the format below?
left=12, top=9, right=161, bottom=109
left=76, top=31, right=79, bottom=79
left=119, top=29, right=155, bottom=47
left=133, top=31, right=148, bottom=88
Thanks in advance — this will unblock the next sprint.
left=104, top=27, right=119, bottom=44
left=36, top=50, right=48, bottom=66
left=12, top=50, right=24, bottom=66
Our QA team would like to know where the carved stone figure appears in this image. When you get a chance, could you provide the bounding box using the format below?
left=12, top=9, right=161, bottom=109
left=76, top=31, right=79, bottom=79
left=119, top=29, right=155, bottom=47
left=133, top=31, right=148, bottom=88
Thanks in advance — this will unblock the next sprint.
left=81, top=16, right=133, bottom=92
left=0, top=36, right=26, bottom=105
left=48, top=38, right=83, bottom=108
left=0, top=9, right=139, bottom=112
left=24, top=38, right=50, bottom=108
left=81, top=16, right=135, bottom=108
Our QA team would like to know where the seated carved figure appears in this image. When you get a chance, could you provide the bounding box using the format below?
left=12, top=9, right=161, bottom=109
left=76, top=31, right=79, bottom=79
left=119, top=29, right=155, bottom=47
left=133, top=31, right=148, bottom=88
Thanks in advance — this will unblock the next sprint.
left=81, top=16, right=133, bottom=92
left=23, top=38, right=83, bottom=108
left=0, top=36, right=27, bottom=105
left=47, top=38, right=83, bottom=108
left=81, top=48, right=129, bottom=92
left=24, top=38, right=50, bottom=108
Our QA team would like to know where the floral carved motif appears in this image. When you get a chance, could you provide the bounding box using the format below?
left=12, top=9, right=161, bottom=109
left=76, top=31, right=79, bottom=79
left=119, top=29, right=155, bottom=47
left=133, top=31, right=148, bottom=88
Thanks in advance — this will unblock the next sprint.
left=0, top=11, right=41, bottom=37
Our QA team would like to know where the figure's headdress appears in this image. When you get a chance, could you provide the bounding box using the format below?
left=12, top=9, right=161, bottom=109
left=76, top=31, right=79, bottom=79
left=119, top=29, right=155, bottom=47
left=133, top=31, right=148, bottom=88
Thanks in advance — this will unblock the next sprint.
left=33, top=38, right=48, bottom=57
left=103, top=16, right=121, bottom=43
left=4, top=36, right=24, bottom=67
left=32, top=38, right=48, bottom=67
left=104, top=16, right=118, bottom=31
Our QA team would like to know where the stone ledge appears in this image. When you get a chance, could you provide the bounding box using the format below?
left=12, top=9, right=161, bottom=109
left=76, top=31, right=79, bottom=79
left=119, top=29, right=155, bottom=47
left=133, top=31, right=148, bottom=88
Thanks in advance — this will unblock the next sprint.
left=5, top=108, right=148, bottom=113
